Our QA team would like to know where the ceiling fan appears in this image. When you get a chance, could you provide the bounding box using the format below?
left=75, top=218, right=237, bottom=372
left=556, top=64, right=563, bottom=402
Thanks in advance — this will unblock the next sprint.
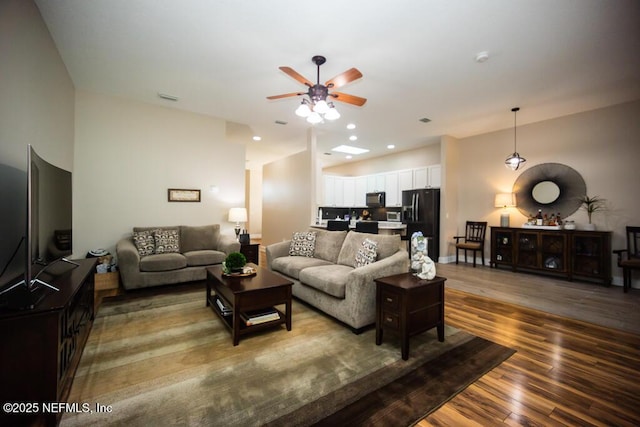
left=267, top=55, right=367, bottom=123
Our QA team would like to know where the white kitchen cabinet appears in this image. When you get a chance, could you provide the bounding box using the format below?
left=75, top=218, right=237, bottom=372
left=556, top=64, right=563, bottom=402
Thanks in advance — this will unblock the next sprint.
left=428, top=165, right=442, bottom=188
left=355, top=176, right=367, bottom=206
left=323, top=175, right=335, bottom=206
left=411, top=165, right=440, bottom=189
left=412, top=167, right=428, bottom=189
left=342, top=177, right=356, bottom=207
left=323, top=175, right=345, bottom=206
left=384, top=172, right=399, bottom=206
left=333, top=176, right=344, bottom=206
left=366, top=175, right=376, bottom=193
left=398, top=169, right=414, bottom=193
left=322, top=165, right=440, bottom=207
left=375, top=174, right=385, bottom=192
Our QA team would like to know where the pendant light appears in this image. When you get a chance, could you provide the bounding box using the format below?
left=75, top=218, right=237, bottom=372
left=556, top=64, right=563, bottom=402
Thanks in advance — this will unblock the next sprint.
left=505, top=107, right=526, bottom=170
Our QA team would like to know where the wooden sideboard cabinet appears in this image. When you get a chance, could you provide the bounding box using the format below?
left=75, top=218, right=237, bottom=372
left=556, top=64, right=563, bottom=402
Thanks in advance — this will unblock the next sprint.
left=490, top=227, right=611, bottom=285
left=0, top=258, right=97, bottom=427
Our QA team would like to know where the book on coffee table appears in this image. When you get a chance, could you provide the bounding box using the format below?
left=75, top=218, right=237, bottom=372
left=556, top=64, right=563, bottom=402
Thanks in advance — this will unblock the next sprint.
left=215, top=297, right=233, bottom=316
left=240, top=307, right=280, bottom=326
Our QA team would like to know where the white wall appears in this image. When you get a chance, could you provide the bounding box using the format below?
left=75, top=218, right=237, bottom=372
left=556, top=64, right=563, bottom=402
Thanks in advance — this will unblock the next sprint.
left=0, top=0, right=74, bottom=170
left=74, top=91, right=246, bottom=257
left=0, top=0, right=75, bottom=281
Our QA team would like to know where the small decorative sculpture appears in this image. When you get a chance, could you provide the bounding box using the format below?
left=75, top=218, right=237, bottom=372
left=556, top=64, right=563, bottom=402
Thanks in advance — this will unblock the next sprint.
left=410, top=231, right=436, bottom=280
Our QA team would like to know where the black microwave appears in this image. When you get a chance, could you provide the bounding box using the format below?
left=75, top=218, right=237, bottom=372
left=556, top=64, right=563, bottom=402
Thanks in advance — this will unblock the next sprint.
left=366, top=192, right=386, bottom=207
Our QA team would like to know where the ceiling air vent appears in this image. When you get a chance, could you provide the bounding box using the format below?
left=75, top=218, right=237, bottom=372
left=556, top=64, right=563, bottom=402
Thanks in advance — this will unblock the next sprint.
left=158, top=93, right=178, bottom=101
left=419, top=117, right=431, bottom=123
left=275, top=120, right=288, bottom=125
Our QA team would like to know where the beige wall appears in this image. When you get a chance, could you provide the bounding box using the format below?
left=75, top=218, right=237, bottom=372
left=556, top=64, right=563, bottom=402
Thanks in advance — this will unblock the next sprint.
left=74, top=91, right=246, bottom=257
left=262, top=150, right=313, bottom=245
left=0, top=0, right=74, bottom=170
left=439, top=135, right=460, bottom=262
left=454, top=100, right=640, bottom=284
left=247, top=168, right=263, bottom=238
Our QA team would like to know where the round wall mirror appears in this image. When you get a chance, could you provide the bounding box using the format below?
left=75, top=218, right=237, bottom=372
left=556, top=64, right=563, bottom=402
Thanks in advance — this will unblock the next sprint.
left=531, top=181, right=560, bottom=204
left=513, top=163, right=586, bottom=218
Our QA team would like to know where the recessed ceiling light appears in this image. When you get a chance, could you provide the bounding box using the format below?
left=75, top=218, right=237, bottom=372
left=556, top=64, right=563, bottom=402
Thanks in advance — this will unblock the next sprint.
left=346, top=123, right=356, bottom=130
left=331, top=145, right=370, bottom=155
left=346, top=155, right=353, bottom=159
left=349, top=135, right=358, bottom=141
left=387, top=144, right=395, bottom=149
left=252, top=136, right=262, bottom=141
left=275, top=120, right=288, bottom=125
left=419, top=117, right=431, bottom=123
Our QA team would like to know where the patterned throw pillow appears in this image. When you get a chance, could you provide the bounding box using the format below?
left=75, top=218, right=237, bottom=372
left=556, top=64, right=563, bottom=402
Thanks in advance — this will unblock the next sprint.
left=132, top=230, right=156, bottom=256
left=289, top=231, right=317, bottom=257
left=355, top=238, right=378, bottom=268
left=154, top=229, right=181, bottom=254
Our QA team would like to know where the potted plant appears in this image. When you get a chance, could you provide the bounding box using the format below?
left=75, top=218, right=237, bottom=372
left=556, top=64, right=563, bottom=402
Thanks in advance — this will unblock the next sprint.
left=224, top=251, right=247, bottom=273
left=579, top=195, right=605, bottom=230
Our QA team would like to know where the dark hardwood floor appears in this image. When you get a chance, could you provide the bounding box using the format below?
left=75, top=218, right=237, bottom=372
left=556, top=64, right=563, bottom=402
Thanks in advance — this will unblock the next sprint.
left=96, top=248, right=640, bottom=425
left=418, top=265, right=640, bottom=426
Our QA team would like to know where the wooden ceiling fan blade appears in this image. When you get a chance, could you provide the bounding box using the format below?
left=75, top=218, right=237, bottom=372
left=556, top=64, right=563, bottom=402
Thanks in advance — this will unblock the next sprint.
left=266, top=92, right=304, bottom=100
left=331, top=92, right=367, bottom=107
left=279, top=66, right=313, bottom=87
left=325, top=68, right=363, bottom=89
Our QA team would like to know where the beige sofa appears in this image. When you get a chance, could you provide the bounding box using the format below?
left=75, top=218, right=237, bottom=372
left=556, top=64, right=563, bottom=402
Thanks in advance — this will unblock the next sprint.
left=266, top=229, right=408, bottom=332
left=116, top=224, right=239, bottom=290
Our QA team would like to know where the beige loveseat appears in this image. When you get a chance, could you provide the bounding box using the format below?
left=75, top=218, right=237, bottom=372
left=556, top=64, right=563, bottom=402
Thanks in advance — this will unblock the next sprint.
left=266, top=229, right=408, bottom=332
left=116, top=224, right=239, bottom=290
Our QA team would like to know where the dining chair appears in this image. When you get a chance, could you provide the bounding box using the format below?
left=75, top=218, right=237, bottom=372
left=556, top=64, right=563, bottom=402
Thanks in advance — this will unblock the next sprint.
left=453, top=221, right=487, bottom=267
left=613, top=226, right=640, bottom=292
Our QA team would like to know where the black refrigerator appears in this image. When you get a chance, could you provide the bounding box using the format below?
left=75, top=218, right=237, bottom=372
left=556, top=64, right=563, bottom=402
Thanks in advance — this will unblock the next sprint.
left=402, top=189, right=440, bottom=261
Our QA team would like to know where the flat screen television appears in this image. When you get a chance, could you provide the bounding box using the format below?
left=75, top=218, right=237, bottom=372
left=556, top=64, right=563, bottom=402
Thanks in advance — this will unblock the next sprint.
left=0, top=145, right=73, bottom=309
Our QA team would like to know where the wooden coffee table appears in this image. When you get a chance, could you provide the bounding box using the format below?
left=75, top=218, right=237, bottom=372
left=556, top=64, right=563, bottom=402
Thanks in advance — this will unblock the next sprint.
left=206, top=264, right=293, bottom=345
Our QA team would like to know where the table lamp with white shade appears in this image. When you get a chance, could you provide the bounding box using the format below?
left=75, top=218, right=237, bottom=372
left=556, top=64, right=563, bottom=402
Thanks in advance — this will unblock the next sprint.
left=228, top=207, right=247, bottom=240
left=494, top=193, right=516, bottom=227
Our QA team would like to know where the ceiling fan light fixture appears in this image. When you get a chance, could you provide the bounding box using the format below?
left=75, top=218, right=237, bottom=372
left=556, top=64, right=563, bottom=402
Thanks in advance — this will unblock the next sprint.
left=295, top=101, right=311, bottom=118
left=313, top=99, right=330, bottom=114
left=267, top=56, right=366, bottom=125
left=324, top=105, right=340, bottom=120
left=306, top=111, right=323, bottom=124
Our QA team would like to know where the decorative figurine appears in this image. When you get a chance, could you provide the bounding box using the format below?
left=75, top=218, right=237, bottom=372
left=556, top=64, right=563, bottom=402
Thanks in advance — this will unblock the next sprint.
left=410, top=231, right=436, bottom=280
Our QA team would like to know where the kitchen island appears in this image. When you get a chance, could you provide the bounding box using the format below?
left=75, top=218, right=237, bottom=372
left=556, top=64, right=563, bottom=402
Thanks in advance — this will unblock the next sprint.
left=310, top=221, right=406, bottom=235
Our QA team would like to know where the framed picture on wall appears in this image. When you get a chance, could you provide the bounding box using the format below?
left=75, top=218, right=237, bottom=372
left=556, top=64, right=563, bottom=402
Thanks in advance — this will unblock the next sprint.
left=168, top=188, right=201, bottom=202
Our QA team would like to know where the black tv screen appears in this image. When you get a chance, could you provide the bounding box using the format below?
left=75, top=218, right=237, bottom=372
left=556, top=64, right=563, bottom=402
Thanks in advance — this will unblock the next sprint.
left=27, top=145, right=73, bottom=279
left=0, top=145, right=72, bottom=305
left=0, top=163, right=27, bottom=290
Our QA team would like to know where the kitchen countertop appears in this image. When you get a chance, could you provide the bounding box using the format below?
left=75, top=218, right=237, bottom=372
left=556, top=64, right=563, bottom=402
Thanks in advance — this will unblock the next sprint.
left=310, top=221, right=406, bottom=230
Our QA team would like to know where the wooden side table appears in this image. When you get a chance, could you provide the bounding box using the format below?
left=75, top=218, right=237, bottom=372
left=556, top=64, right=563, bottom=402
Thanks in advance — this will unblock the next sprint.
left=240, top=242, right=260, bottom=265
left=375, top=273, right=446, bottom=360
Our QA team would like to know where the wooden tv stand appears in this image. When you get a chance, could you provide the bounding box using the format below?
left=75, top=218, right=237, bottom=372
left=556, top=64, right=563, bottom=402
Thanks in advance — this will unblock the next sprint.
left=0, top=258, right=97, bottom=427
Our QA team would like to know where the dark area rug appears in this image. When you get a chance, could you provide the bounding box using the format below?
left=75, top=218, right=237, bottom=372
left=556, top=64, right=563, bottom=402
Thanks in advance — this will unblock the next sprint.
left=63, top=285, right=514, bottom=427
left=270, top=336, right=514, bottom=426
